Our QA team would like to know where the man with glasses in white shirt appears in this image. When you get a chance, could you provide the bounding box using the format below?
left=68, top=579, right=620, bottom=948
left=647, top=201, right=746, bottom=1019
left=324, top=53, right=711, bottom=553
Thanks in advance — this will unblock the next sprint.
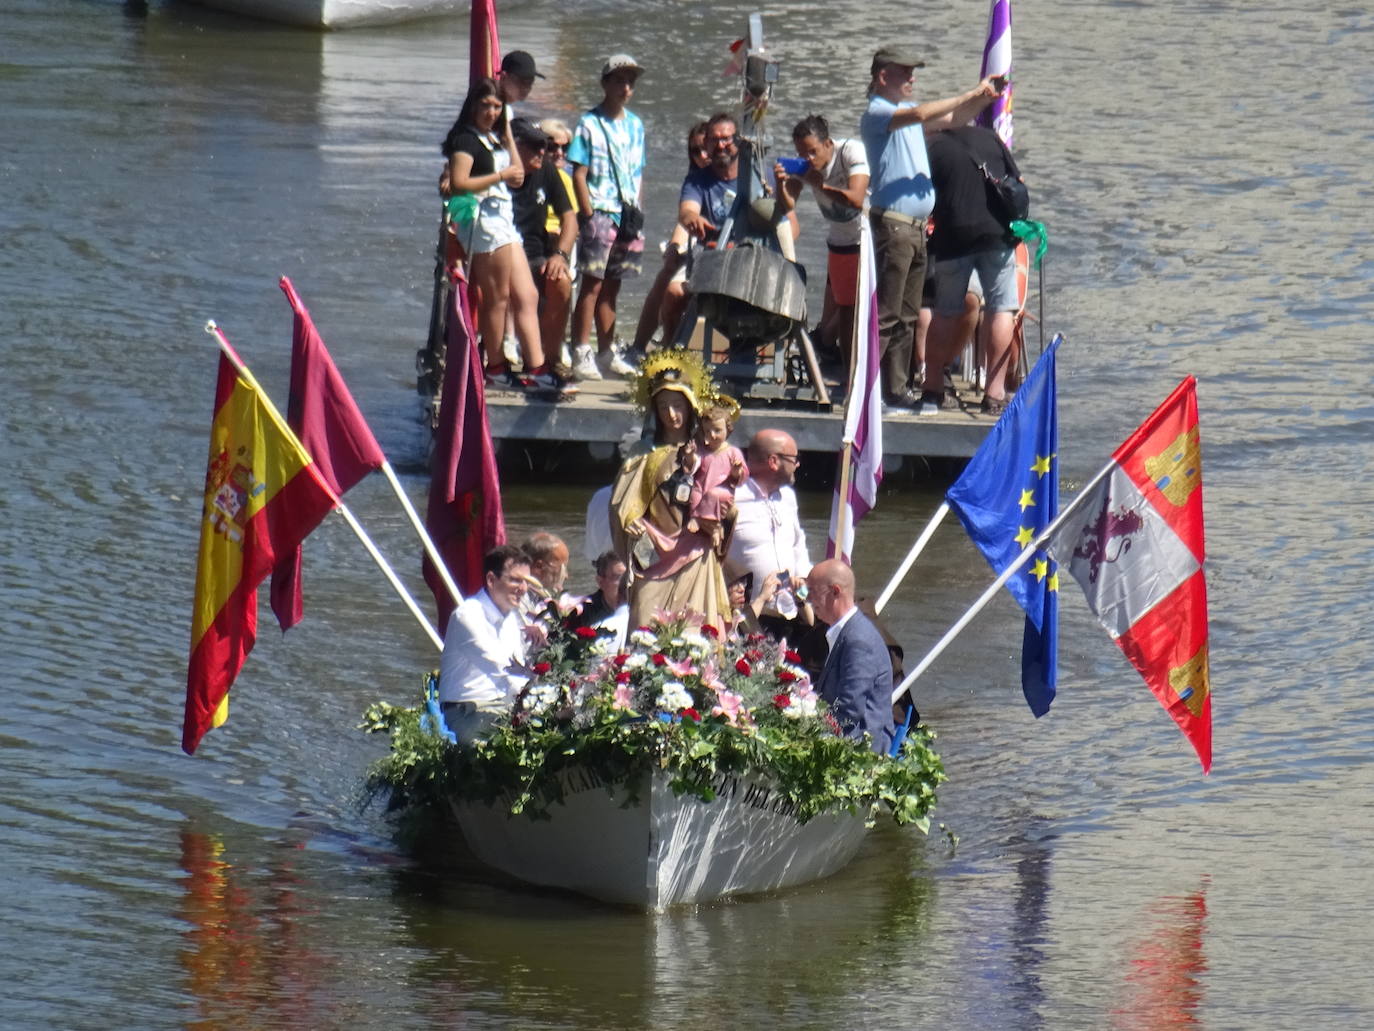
left=438, top=545, right=534, bottom=744
left=726, top=428, right=812, bottom=641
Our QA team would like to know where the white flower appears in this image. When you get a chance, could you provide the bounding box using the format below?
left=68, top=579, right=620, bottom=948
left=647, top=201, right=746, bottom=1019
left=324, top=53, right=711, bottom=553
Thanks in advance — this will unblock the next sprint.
left=655, top=681, right=693, bottom=711
left=681, top=631, right=710, bottom=656
left=624, top=652, right=649, bottom=669
left=529, top=684, right=560, bottom=709
left=630, top=629, right=657, bottom=648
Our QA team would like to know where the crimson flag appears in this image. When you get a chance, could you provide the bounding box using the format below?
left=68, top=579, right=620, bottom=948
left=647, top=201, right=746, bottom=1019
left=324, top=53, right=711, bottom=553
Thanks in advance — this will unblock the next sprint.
left=470, top=0, right=501, bottom=85
left=269, top=277, right=386, bottom=632
left=424, top=269, right=505, bottom=633
left=1044, top=378, right=1212, bottom=771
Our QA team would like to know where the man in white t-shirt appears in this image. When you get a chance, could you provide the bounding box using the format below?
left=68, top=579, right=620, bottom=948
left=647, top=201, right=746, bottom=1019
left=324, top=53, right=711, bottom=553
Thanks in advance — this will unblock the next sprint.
left=776, top=114, right=870, bottom=374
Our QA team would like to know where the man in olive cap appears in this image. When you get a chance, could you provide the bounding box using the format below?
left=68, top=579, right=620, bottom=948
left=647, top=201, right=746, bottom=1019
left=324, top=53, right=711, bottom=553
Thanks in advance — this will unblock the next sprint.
left=859, top=48, right=1001, bottom=412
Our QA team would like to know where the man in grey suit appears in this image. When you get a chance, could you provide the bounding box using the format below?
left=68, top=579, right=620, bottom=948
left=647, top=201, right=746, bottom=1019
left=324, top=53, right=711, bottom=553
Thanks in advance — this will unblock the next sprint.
left=806, top=559, right=896, bottom=755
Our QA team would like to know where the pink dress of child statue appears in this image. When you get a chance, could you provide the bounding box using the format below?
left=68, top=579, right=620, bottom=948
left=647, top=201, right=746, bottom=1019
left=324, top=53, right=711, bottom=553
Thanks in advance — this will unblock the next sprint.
left=688, top=406, right=746, bottom=553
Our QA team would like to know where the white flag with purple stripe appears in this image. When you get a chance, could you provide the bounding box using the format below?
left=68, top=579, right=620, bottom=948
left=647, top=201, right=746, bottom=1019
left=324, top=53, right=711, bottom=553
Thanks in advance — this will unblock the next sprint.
left=976, top=0, right=1014, bottom=148
left=826, top=214, right=883, bottom=563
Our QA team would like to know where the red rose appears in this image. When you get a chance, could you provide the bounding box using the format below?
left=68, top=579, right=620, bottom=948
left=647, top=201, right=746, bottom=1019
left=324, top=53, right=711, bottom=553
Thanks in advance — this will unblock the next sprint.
left=773, top=693, right=792, bottom=709
left=784, top=649, right=803, bottom=665
left=575, top=626, right=599, bottom=639
left=746, top=633, right=765, bottom=644
left=532, top=661, right=552, bottom=675
left=735, top=658, right=752, bottom=675
left=681, top=707, right=701, bottom=722
left=612, top=653, right=629, bottom=667
left=745, top=649, right=763, bottom=663
left=615, top=670, right=632, bottom=684
left=701, top=623, right=720, bottom=639
left=652, top=653, right=668, bottom=666
left=778, top=670, right=797, bottom=684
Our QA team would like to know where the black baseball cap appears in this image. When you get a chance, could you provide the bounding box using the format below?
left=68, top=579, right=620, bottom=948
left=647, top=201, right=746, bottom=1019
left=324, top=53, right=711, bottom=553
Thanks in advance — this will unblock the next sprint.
left=501, top=50, right=544, bottom=80
left=510, top=117, right=548, bottom=149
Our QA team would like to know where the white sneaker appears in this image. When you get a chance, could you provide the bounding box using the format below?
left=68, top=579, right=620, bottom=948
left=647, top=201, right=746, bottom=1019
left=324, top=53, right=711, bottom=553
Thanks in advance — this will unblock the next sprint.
left=604, top=348, right=637, bottom=377
left=502, top=335, right=522, bottom=371
left=559, top=341, right=573, bottom=369
left=572, top=344, right=602, bottom=381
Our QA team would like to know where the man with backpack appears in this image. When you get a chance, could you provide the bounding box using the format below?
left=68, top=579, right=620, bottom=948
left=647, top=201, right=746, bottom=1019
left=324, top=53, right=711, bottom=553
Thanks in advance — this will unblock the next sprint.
left=924, top=124, right=1028, bottom=416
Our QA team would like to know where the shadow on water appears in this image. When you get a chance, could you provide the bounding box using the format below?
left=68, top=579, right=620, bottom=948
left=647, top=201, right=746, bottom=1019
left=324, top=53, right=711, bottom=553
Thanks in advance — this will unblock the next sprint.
left=366, top=810, right=942, bottom=1028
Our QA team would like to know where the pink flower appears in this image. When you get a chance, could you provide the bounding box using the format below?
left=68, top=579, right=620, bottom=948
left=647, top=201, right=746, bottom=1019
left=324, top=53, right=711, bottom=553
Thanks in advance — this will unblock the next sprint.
left=711, top=689, right=746, bottom=725
left=613, top=685, right=636, bottom=710
left=666, top=656, right=697, bottom=678
left=735, top=658, right=752, bottom=675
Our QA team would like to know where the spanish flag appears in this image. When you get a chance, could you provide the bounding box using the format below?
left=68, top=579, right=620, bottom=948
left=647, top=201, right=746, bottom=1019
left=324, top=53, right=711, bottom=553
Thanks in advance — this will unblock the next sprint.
left=183, top=350, right=338, bottom=755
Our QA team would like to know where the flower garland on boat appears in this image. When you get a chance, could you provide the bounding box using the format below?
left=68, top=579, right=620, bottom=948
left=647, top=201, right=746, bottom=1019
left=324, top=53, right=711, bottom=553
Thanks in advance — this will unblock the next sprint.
left=362, top=606, right=946, bottom=830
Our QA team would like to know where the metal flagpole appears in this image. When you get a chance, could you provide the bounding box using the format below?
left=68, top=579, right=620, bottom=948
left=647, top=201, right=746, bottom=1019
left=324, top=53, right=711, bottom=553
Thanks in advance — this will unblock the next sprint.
left=377, top=461, right=462, bottom=607
left=890, top=452, right=1118, bottom=704
left=207, top=322, right=444, bottom=652
left=873, top=501, right=950, bottom=614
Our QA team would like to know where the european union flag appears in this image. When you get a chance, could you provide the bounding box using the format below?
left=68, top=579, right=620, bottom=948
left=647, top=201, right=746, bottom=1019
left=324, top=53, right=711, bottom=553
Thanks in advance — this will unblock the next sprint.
left=946, top=336, right=1060, bottom=716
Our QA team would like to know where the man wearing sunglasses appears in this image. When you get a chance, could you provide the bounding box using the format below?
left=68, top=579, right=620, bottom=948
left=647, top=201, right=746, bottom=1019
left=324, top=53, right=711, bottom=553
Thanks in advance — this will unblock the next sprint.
left=509, top=119, right=578, bottom=366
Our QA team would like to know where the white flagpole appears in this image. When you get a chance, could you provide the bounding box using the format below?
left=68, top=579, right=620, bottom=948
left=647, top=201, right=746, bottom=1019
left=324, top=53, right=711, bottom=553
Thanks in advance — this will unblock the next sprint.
left=873, top=502, right=950, bottom=615
left=377, top=461, right=463, bottom=607
left=891, top=454, right=1119, bottom=703
left=207, top=322, right=444, bottom=652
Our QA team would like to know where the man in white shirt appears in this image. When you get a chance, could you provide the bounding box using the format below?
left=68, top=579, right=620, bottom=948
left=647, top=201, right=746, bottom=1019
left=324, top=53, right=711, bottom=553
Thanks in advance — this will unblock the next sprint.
left=727, top=428, right=812, bottom=639
left=438, top=545, right=533, bottom=744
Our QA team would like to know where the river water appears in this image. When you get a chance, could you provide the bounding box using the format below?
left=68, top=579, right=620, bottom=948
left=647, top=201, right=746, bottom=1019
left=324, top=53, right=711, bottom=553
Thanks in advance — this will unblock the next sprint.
left=3, top=0, right=1373, bottom=1027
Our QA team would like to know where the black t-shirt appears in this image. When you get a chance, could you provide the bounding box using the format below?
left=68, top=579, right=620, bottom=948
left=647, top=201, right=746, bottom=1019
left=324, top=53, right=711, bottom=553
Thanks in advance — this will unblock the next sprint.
left=448, top=129, right=500, bottom=177
left=927, top=126, right=1022, bottom=259
left=511, top=162, right=572, bottom=261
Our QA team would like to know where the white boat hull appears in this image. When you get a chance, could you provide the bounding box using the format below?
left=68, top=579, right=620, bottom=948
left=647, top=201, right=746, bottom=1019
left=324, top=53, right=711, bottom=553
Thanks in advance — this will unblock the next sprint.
left=449, top=768, right=870, bottom=909
left=181, top=0, right=468, bottom=29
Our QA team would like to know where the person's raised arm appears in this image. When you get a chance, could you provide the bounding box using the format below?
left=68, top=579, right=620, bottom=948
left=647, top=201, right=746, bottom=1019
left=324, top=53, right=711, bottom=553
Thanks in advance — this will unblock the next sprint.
left=885, top=78, right=998, bottom=131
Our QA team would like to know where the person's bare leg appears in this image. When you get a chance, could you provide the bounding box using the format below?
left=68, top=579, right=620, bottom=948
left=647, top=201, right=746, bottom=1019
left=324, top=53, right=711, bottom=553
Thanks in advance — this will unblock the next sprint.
left=472, top=251, right=508, bottom=368
left=922, top=312, right=960, bottom=396
left=982, top=310, right=1016, bottom=401
left=594, top=277, right=622, bottom=353
left=505, top=247, right=545, bottom=369
left=659, top=279, right=690, bottom=343
left=539, top=271, right=572, bottom=361
left=572, top=274, right=603, bottom=345
left=632, top=250, right=679, bottom=351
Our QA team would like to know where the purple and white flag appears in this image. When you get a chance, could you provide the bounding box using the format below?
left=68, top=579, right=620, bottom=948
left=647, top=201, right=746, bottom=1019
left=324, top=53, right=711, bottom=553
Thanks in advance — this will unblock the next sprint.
left=976, top=0, right=1014, bottom=148
left=826, top=215, right=884, bottom=564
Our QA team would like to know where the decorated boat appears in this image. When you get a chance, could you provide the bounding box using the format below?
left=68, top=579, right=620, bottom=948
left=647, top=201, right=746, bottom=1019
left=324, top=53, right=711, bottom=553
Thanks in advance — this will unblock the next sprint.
left=181, top=0, right=467, bottom=29
left=362, top=611, right=943, bottom=910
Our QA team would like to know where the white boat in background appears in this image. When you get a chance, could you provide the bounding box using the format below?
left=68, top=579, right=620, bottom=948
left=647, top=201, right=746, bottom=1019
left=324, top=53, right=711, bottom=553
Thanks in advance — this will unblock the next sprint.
left=449, top=768, right=870, bottom=910
left=181, top=0, right=468, bottom=29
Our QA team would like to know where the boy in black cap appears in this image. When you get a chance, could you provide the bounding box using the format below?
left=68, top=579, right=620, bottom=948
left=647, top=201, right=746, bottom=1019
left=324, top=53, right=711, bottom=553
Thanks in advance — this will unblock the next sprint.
left=498, top=50, right=544, bottom=108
